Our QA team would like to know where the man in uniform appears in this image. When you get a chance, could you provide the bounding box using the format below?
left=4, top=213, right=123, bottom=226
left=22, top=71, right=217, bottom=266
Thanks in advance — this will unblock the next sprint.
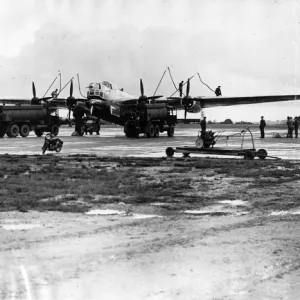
left=215, top=86, right=222, bottom=96
left=51, top=89, right=58, bottom=98
left=259, top=116, right=266, bottom=138
left=178, top=81, right=184, bottom=97
left=287, top=116, right=294, bottom=138
left=200, top=117, right=207, bottom=139
left=294, top=117, right=298, bottom=138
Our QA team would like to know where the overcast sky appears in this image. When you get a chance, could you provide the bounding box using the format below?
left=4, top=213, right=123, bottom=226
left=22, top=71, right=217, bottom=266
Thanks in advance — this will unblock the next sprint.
left=0, top=0, right=299, bottom=121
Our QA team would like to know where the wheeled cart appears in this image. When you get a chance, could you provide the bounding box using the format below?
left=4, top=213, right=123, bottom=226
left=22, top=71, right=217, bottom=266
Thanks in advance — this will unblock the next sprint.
left=166, top=128, right=278, bottom=160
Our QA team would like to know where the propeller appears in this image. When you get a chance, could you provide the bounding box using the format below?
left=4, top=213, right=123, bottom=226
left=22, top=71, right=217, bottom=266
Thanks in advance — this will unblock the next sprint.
left=168, top=79, right=195, bottom=121
left=66, top=80, right=76, bottom=120
left=181, top=79, right=194, bottom=120
left=140, top=79, right=144, bottom=97
left=31, top=82, right=52, bottom=104
left=137, top=79, right=163, bottom=103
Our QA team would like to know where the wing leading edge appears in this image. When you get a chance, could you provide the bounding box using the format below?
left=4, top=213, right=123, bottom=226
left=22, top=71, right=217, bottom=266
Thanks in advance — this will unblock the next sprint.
left=196, top=95, right=300, bottom=108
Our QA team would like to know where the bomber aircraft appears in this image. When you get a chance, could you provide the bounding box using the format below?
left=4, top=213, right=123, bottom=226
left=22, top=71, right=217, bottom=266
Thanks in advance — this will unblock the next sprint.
left=61, top=75, right=300, bottom=135
left=1, top=74, right=300, bottom=136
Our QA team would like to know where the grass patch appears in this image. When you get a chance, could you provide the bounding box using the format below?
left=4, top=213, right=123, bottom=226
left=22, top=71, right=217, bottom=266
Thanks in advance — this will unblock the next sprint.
left=0, top=155, right=299, bottom=213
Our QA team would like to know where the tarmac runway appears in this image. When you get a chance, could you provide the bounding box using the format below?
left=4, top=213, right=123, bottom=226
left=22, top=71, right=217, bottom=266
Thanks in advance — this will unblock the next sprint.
left=0, top=124, right=299, bottom=159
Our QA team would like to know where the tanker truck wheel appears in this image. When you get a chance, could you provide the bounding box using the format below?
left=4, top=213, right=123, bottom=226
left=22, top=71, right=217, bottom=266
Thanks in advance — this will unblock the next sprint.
left=51, top=124, right=59, bottom=136
left=20, top=124, right=30, bottom=137
left=154, top=125, right=160, bottom=137
left=7, top=124, right=19, bottom=138
left=147, top=124, right=155, bottom=138
left=167, top=124, right=174, bottom=137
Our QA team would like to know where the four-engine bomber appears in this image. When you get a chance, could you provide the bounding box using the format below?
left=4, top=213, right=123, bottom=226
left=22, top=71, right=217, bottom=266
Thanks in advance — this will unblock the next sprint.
left=0, top=104, right=60, bottom=138
left=121, top=102, right=177, bottom=138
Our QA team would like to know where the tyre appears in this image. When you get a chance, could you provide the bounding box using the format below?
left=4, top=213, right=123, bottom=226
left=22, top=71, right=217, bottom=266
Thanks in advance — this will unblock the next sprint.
left=55, top=146, right=62, bottom=153
left=51, top=124, right=59, bottom=136
left=166, top=147, right=175, bottom=157
left=7, top=124, right=19, bottom=138
left=78, top=125, right=85, bottom=136
left=124, top=122, right=137, bottom=138
left=20, top=124, right=30, bottom=137
left=257, top=149, right=268, bottom=160
left=195, top=138, right=204, bottom=148
left=42, top=146, right=47, bottom=154
left=154, top=125, right=160, bottom=137
left=147, top=124, right=155, bottom=138
left=243, top=150, right=255, bottom=160
left=167, top=124, right=174, bottom=137
left=0, top=128, right=6, bottom=138
left=34, top=129, right=43, bottom=137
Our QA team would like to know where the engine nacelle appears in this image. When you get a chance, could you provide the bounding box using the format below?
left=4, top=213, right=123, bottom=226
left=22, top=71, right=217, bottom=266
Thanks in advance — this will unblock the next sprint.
left=180, top=98, right=201, bottom=114
left=187, top=103, right=201, bottom=113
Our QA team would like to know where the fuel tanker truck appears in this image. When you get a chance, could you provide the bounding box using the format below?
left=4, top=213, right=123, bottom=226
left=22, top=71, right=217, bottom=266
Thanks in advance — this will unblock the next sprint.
left=121, top=102, right=177, bottom=138
left=0, top=104, right=60, bottom=138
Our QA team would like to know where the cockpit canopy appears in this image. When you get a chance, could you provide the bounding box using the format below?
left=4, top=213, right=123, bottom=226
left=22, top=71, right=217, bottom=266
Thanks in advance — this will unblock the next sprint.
left=87, top=81, right=118, bottom=91
left=88, top=83, right=101, bottom=90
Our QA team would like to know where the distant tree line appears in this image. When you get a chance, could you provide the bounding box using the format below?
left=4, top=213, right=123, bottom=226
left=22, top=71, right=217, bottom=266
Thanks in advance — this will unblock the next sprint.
left=207, top=119, right=253, bottom=125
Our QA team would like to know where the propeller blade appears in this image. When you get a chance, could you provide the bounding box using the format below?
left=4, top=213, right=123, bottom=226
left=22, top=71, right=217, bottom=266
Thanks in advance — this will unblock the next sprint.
left=68, top=109, right=71, bottom=120
left=167, top=97, right=182, bottom=100
left=42, top=97, right=52, bottom=101
left=186, top=79, right=190, bottom=97
left=184, top=109, right=187, bottom=120
left=90, top=104, right=94, bottom=115
left=140, top=79, right=144, bottom=96
left=32, top=82, right=36, bottom=98
left=145, top=95, right=163, bottom=101
left=70, top=80, right=73, bottom=97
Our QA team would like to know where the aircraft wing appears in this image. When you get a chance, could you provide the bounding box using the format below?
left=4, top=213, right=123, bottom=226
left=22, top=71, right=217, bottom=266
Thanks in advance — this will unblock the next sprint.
left=198, top=94, right=300, bottom=108
left=0, top=98, right=31, bottom=104
left=167, top=95, right=300, bottom=109
left=92, top=95, right=164, bottom=106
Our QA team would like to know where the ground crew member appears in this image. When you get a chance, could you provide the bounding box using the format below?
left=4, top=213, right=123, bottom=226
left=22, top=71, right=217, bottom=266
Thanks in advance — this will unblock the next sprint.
left=200, top=117, right=207, bottom=139
left=259, top=116, right=266, bottom=138
left=96, top=119, right=101, bottom=135
left=286, top=116, right=291, bottom=138
left=287, top=116, right=294, bottom=138
left=215, top=86, right=222, bottom=96
left=51, top=89, right=58, bottom=98
left=294, top=117, right=299, bottom=138
left=178, top=81, right=183, bottom=97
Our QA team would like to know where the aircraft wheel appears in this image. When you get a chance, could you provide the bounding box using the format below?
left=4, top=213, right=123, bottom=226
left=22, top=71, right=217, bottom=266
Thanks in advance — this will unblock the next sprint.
left=0, top=128, right=6, bottom=138
left=34, top=129, right=43, bottom=137
left=77, top=125, right=85, bottom=136
left=167, top=124, right=174, bottom=137
left=20, top=124, right=30, bottom=137
left=7, top=124, right=19, bottom=138
left=154, top=125, right=160, bottom=137
left=148, top=124, right=155, bottom=138
left=166, top=147, right=175, bottom=157
left=243, top=150, right=255, bottom=160
left=51, top=124, right=59, bottom=136
left=257, top=149, right=268, bottom=160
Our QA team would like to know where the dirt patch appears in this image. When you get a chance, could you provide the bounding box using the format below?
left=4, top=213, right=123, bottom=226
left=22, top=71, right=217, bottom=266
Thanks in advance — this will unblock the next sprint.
left=1, top=155, right=300, bottom=299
